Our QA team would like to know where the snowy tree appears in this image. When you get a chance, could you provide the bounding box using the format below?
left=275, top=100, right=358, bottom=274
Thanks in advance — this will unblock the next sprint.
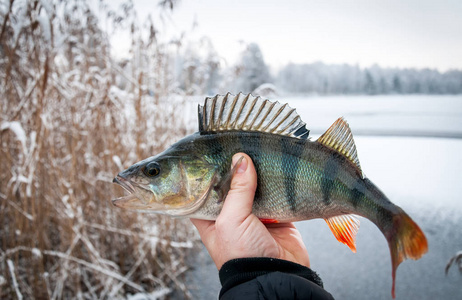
left=392, top=75, right=403, bottom=94
left=177, top=37, right=221, bottom=95
left=364, top=70, right=377, bottom=95
left=233, top=43, right=271, bottom=93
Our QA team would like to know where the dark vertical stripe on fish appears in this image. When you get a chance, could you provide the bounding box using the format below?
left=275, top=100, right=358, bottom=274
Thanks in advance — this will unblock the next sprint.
left=251, top=134, right=264, bottom=202
left=282, top=138, right=301, bottom=212
left=363, top=178, right=394, bottom=225
left=213, top=134, right=225, bottom=162
left=237, top=133, right=259, bottom=165
left=350, top=177, right=366, bottom=208
left=237, top=133, right=250, bottom=153
left=321, top=152, right=342, bottom=205
left=240, top=133, right=263, bottom=202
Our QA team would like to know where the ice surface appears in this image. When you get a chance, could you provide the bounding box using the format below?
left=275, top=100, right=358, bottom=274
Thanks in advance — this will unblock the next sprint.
left=187, top=95, right=462, bottom=299
left=188, top=136, right=462, bottom=299
left=301, top=136, right=462, bottom=299
left=284, top=95, right=462, bottom=138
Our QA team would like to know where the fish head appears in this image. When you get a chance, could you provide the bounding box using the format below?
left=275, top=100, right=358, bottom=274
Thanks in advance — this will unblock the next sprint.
left=112, top=153, right=217, bottom=216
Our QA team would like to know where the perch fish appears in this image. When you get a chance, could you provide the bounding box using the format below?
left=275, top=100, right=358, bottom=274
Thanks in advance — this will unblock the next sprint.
left=112, top=93, right=428, bottom=298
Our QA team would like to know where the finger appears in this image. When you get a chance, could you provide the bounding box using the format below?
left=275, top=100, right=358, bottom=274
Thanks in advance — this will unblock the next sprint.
left=219, top=153, right=257, bottom=223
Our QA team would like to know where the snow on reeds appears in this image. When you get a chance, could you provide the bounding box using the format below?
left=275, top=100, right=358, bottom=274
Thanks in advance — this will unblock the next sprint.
left=1, top=0, right=198, bottom=298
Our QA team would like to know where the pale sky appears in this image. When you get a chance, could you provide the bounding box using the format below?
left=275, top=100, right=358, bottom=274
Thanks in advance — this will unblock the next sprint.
left=126, top=0, right=462, bottom=72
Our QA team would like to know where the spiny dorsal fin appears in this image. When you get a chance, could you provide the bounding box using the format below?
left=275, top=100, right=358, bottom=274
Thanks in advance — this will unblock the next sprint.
left=317, top=117, right=363, bottom=177
left=325, top=214, right=360, bottom=253
left=198, top=93, right=309, bottom=139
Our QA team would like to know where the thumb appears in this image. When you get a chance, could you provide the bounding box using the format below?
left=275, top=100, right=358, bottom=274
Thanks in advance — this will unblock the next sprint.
left=219, top=153, right=258, bottom=223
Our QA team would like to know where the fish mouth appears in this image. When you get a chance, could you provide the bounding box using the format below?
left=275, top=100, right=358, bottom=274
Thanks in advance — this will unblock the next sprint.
left=113, top=175, right=136, bottom=194
left=112, top=175, right=143, bottom=208
left=112, top=175, right=157, bottom=209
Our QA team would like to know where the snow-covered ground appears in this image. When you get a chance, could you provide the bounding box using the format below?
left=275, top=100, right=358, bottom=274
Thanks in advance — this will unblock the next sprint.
left=185, top=95, right=462, bottom=299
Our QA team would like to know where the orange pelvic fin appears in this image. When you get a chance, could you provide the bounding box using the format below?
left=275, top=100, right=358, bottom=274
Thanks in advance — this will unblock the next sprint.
left=325, top=214, right=360, bottom=253
left=260, top=218, right=279, bottom=224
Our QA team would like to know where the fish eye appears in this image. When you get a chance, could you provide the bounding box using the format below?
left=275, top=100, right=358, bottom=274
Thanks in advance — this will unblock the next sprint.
left=143, top=162, right=161, bottom=177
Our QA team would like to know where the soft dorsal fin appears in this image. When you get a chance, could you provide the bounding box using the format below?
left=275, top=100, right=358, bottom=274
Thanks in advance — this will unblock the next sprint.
left=317, top=117, right=363, bottom=177
left=325, top=214, right=360, bottom=253
left=198, top=93, right=309, bottom=139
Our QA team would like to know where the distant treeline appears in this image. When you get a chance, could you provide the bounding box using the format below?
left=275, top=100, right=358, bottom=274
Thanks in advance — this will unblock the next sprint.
left=176, top=42, right=462, bottom=95
left=276, top=62, right=462, bottom=95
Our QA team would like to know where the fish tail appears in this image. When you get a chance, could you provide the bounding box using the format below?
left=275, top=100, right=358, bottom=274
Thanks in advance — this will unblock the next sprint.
left=386, top=211, right=428, bottom=298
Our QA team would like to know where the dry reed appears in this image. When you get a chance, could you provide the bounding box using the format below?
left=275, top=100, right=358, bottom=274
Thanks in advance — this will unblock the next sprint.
left=0, top=0, right=198, bottom=298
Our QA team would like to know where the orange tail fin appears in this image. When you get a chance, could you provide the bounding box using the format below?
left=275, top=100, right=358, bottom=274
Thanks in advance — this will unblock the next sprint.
left=387, top=211, right=428, bottom=298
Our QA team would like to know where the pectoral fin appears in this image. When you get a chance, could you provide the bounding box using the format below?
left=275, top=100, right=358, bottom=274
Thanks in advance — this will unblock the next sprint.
left=215, top=156, right=245, bottom=203
left=325, top=214, right=360, bottom=253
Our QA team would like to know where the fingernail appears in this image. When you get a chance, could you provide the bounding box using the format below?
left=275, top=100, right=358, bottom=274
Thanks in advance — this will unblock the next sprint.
left=233, top=155, right=247, bottom=174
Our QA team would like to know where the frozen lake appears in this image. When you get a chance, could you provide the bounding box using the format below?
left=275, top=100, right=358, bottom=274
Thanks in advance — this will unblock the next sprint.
left=285, top=94, right=462, bottom=138
left=184, top=95, right=462, bottom=299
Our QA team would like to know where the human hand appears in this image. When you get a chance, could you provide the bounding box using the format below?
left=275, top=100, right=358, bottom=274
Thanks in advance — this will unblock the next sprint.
left=191, top=153, right=310, bottom=270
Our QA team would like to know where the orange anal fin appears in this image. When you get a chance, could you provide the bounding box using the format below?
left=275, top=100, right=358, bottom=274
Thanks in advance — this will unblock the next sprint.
left=260, top=218, right=279, bottom=224
left=325, top=214, right=360, bottom=253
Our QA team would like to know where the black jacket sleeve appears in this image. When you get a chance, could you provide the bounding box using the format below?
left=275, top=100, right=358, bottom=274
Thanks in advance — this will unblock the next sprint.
left=219, top=258, right=334, bottom=300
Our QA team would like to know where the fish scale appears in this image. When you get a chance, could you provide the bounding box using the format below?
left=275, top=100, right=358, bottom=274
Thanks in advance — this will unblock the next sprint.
left=112, top=93, right=428, bottom=298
